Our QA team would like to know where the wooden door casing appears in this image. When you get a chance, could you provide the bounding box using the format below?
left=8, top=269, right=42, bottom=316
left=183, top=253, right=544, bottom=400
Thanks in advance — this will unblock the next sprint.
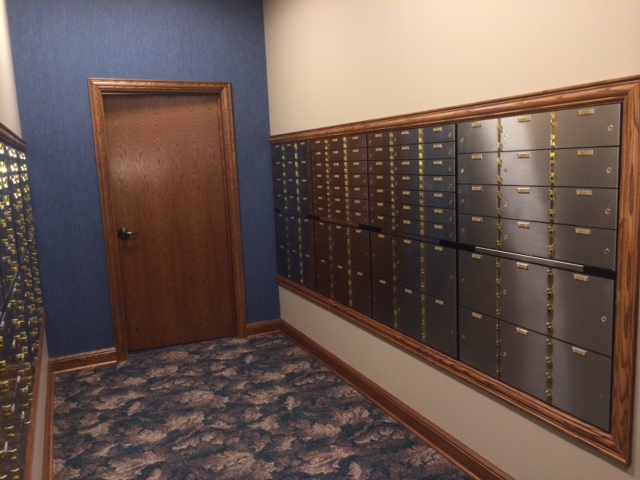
left=89, top=79, right=247, bottom=359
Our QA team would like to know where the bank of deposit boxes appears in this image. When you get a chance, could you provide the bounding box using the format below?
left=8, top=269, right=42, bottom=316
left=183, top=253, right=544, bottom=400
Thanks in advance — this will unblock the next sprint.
left=273, top=103, right=620, bottom=432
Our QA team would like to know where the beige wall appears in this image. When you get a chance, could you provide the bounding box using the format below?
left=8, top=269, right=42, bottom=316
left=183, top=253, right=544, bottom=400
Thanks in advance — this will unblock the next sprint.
left=0, top=0, right=21, bottom=137
left=264, top=1, right=640, bottom=479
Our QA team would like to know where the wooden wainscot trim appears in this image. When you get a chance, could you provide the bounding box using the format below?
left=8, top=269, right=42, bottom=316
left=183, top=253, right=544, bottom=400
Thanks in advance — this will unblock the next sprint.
left=272, top=75, right=640, bottom=464
left=280, top=320, right=513, bottom=480
left=245, top=319, right=283, bottom=338
left=49, top=347, right=118, bottom=375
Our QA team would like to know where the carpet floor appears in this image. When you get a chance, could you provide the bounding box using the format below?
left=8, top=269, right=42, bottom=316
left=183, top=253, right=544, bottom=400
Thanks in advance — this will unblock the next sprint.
left=54, top=334, right=472, bottom=479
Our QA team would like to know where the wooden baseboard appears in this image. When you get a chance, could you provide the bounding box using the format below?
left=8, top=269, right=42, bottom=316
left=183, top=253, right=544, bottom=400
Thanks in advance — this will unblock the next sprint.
left=280, top=320, right=513, bottom=480
left=245, top=319, right=283, bottom=337
left=49, top=347, right=117, bottom=375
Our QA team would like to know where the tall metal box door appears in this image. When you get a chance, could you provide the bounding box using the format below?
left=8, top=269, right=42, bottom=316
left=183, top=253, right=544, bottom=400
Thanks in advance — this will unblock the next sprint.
left=552, top=339, right=612, bottom=431
left=553, top=224, right=616, bottom=270
left=552, top=270, right=614, bottom=356
left=458, top=215, right=499, bottom=249
left=500, top=219, right=550, bottom=258
left=458, top=307, right=498, bottom=378
left=500, top=186, right=551, bottom=223
left=457, top=153, right=499, bottom=185
left=300, top=253, right=316, bottom=291
left=290, top=216, right=316, bottom=256
left=499, top=322, right=548, bottom=402
left=315, top=222, right=331, bottom=261
left=330, top=225, right=349, bottom=266
left=396, top=287, right=424, bottom=342
left=371, top=233, right=393, bottom=282
left=275, top=213, right=287, bottom=248
left=458, top=251, right=497, bottom=316
left=316, top=258, right=332, bottom=299
left=348, top=228, right=371, bottom=274
left=500, top=151, right=550, bottom=186
left=554, top=147, right=619, bottom=188
left=372, top=278, right=395, bottom=328
left=332, top=264, right=350, bottom=306
left=555, top=104, right=621, bottom=149
left=394, top=237, right=423, bottom=292
left=458, top=185, right=498, bottom=217
left=276, top=244, right=288, bottom=277
left=500, top=112, right=552, bottom=152
left=500, top=259, right=549, bottom=334
left=351, top=270, right=372, bottom=317
left=425, top=297, right=457, bottom=358
left=424, top=244, right=457, bottom=303
left=553, top=187, right=618, bottom=230
left=458, top=119, right=499, bottom=154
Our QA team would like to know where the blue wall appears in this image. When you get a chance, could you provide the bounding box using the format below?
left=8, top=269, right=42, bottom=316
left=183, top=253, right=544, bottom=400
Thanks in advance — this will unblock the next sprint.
left=6, top=0, right=278, bottom=357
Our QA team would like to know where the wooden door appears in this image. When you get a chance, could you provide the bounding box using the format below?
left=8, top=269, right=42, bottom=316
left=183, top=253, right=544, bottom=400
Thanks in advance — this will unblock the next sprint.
left=89, top=80, right=246, bottom=358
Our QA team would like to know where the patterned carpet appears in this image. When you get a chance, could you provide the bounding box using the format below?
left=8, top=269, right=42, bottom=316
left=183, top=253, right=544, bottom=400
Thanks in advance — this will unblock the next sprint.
left=54, top=334, right=472, bottom=479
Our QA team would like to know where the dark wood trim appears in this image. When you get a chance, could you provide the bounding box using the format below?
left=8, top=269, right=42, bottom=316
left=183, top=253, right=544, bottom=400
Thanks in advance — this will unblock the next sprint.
left=272, top=75, right=640, bottom=464
left=49, top=348, right=117, bottom=375
left=44, top=364, right=54, bottom=480
left=0, top=121, right=25, bottom=150
left=280, top=320, right=512, bottom=480
left=23, top=323, right=46, bottom=480
left=87, top=79, right=248, bottom=357
left=245, top=319, right=283, bottom=337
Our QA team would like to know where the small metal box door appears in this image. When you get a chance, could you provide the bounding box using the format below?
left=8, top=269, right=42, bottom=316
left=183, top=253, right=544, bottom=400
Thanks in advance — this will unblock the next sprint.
left=500, top=150, right=550, bottom=186
left=499, top=322, right=548, bottom=402
left=368, top=145, right=394, bottom=161
left=458, top=185, right=498, bottom=217
left=395, top=237, right=423, bottom=292
left=458, top=214, right=499, bottom=249
left=457, top=153, right=499, bottom=185
left=499, top=259, right=549, bottom=334
left=553, top=224, right=616, bottom=270
left=425, top=207, right=456, bottom=225
left=555, top=104, right=621, bottom=148
left=425, top=158, right=456, bottom=176
left=459, top=307, right=499, bottom=378
left=372, top=278, right=395, bottom=328
left=458, top=251, right=497, bottom=316
left=554, top=187, right=618, bottom=230
left=396, top=287, right=424, bottom=343
left=371, top=233, right=394, bottom=282
left=423, top=124, right=456, bottom=143
left=426, top=222, right=456, bottom=241
left=345, top=147, right=367, bottom=161
left=422, top=176, right=455, bottom=192
left=368, top=160, right=392, bottom=175
left=424, top=244, right=457, bottom=303
left=345, top=135, right=367, bottom=149
left=551, top=339, right=612, bottom=431
left=369, top=201, right=392, bottom=218
left=422, top=142, right=455, bottom=160
left=501, top=220, right=550, bottom=258
left=392, top=128, right=420, bottom=145
left=425, top=297, right=457, bottom=358
left=554, top=147, right=619, bottom=188
left=500, top=186, right=550, bottom=223
left=458, top=119, right=499, bottom=153
left=351, top=270, right=372, bottom=317
left=393, top=159, right=421, bottom=175
left=552, top=270, right=614, bottom=356
left=368, top=132, right=393, bottom=147
left=500, top=112, right=552, bottom=152
left=424, top=191, right=456, bottom=209
left=394, top=144, right=421, bottom=160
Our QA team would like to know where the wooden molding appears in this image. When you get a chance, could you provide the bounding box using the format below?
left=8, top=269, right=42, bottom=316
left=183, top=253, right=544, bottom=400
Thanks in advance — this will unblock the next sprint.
left=0, top=121, right=25, bottom=150
left=280, top=320, right=512, bottom=480
left=245, top=319, right=283, bottom=337
left=87, top=79, right=248, bottom=356
left=272, top=76, right=640, bottom=463
left=23, top=324, right=46, bottom=480
left=49, top=348, right=117, bottom=375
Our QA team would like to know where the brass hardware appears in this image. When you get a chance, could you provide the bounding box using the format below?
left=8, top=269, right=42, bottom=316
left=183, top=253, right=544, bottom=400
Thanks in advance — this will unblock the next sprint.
left=601, top=316, right=608, bottom=323
left=433, top=127, right=443, bottom=132
left=608, top=124, right=614, bottom=131
left=471, top=122, right=482, bottom=128
left=516, top=152, right=531, bottom=158
left=433, top=144, right=443, bottom=149
left=605, top=208, right=611, bottom=215
left=576, top=189, right=592, bottom=196
left=433, top=177, right=442, bottom=182
left=578, top=108, right=595, bottom=116
left=471, top=154, right=482, bottom=160
left=471, top=217, right=483, bottom=223
left=472, top=312, right=483, bottom=319
left=517, top=187, right=530, bottom=194
left=516, top=262, right=529, bottom=270
left=517, top=116, right=532, bottom=123
left=572, top=346, right=587, bottom=356
left=471, top=253, right=482, bottom=260
left=471, top=186, right=483, bottom=192
left=575, top=228, right=591, bottom=235
left=577, top=149, right=594, bottom=156
left=433, top=193, right=443, bottom=198
left=434, top=246, right=443, bottom=252
left=434, top=225, right=443, bottom=230
left=435, top=299, right=444, bottom=306
left=433, top=160, right=443, bottom=165
left=517, top=222, right=530, bottom=229
left=573, top=274, right=589, bottom=282
left=516, top=327, right=529, bottom=336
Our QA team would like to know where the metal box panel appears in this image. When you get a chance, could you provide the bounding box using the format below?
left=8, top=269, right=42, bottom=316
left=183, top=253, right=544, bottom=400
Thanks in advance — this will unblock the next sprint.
left=330, top=224, right=349, bottom=266
left=396, top=217, right=426, bottom=237
left=426, top=222, right=456, bottom=241
left=424, top=191, right=456, bottom=208
left=349, top=228, right=371, bottom=274
left=396, top=287, right=424, bottom=342
left=369, top=188, right=393, bottom=204
left=395, top=237, right=423, bottom=292
left=351, top=270, right=372, bottom=317
left=500, top=322, right=548, bottom=401
left=368, top=132, right=393, bottom=147
left=425, top=297, right=457, bottom=358
left=369, top=160, right=394, bottom=175
left=394, top=175, right=423, bottom=191
left=396, top=203, right=425, bottom=221
left=371, top=233, right=394, bottom=282
left=458, top=185, right=498, bottom=217
left=500, top=112, right=552, bottom=151
left=291, top=216, right=316, bottom=256
left=333, top=263, right=350, bottom=306
left=500, top=150, right=551, bottom=186
left=310, top=138, right=328, bottom=152
left=369, top=174, right=393, bottom=190
left=394, top=189, right=423, bottom=205
left=316, top=258, right=332, bottom=298
left=459, top=307, right=499, bottom=378
left=423, top=124, right=456, bottom=143
left=500, top=186, right=550, bottom=223
left=552, top=270, right=614, bottom=356
left=422, top=142, right=455, bottom=160
left=299, top=253, right=317, bottom=290
left=551, top=339, right=612, bottom=431
left=458, top=214, right=499, bottom=249
left=390, top=128, right=420, bottom=145
left=369, top=201, right=393, bottom=218
left=275, top=212, right=287, bottom=247
left=370, top=214, right=394, bottom=231
left=501, top=220, right=550, bottom=258
left=554, top=147, right=619, bottom=188
left=393, top=159, right=423, bottom=175
left=553, top=224, right=616, bottom=270
left=345, top=135, right=367, bottom=149
left=424, top=244, right=457, bottom=303
left=457, top=152, right=499, bottom=185
left=555, top=104, right=621, bottom=148
left=345, top=147, right=367, bottom=161
left=276, top=244, right=288, bottom=277
left=394, top=144, right=422, bottom=160
left=368, top=145, right=394, bottom=161
left=345, top=185, right=369, bottom=200
left=424, top=158, right=456, bottom=176
left=424, top=207, right=456, bottom=225
left=500, top=258, right=549, bottom=334
left=458, top=118, right=499, bottom=153
left=372, top=278, right=395, bottom=328
left=554, top=187, right=618, bottom=230
left=458, top=250, right=497, bottom=316
left=422, top=176, right=455, bottom=192
left=315, top=222, right=331, bottom=260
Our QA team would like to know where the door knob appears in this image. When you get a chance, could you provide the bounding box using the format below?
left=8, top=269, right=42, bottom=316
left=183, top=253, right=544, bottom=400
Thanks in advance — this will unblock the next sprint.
left=118, top=227, right=139, bottom=240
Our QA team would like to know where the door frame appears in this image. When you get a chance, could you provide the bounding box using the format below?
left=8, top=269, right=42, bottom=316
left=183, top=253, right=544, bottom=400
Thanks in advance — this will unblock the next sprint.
left=88, top=78, right=247, bottom=361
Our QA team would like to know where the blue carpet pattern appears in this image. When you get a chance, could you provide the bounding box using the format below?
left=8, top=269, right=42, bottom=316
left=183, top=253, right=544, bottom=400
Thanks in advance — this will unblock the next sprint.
left=54, top=334, right=472, bottom=479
